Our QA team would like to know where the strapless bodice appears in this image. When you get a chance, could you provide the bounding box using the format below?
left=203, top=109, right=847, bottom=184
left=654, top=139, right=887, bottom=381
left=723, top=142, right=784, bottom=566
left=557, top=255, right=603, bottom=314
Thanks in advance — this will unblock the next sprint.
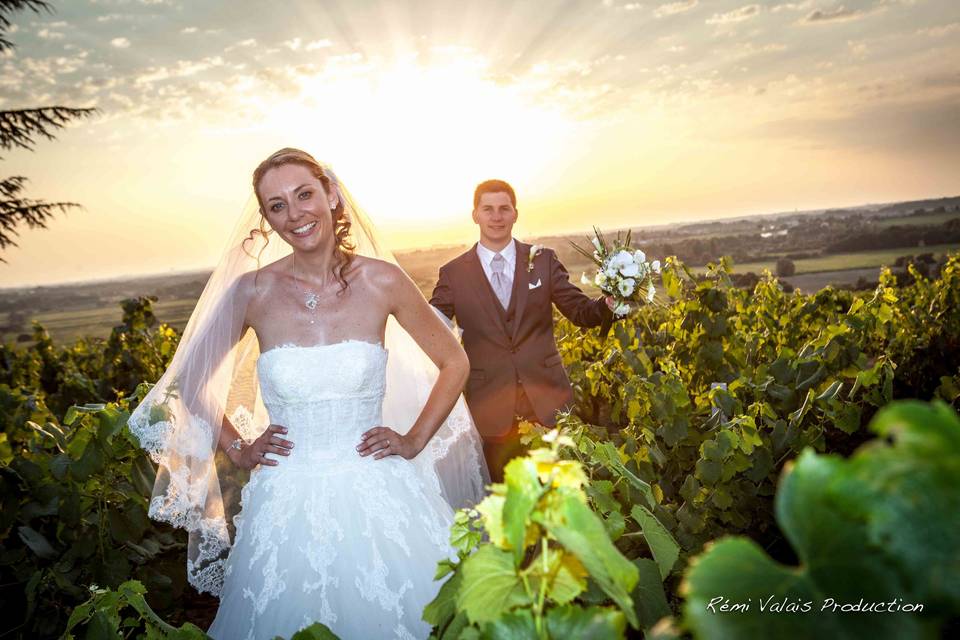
left=256, top=340, right=388, bottom=469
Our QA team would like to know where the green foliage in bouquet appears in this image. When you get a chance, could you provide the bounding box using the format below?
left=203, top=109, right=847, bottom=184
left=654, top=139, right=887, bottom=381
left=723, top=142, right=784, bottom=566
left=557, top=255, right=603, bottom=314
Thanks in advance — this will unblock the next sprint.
left=424, top=432, right=674, bottom=639
left=675, top=400, right=960, bottom=640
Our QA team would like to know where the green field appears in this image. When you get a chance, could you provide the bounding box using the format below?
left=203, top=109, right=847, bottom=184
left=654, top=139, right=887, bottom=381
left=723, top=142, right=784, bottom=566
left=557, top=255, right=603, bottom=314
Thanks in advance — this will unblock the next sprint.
left=726, top=243, right=960, bottom=275
left=4, top=299, right=198, bottom=344
left=873, top=211, right=958, bottom=228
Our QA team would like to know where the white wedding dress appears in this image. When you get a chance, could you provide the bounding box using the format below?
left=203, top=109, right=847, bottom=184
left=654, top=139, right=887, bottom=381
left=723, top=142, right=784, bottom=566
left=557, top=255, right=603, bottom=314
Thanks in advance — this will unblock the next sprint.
left=207, top=340, right=455, bottom=640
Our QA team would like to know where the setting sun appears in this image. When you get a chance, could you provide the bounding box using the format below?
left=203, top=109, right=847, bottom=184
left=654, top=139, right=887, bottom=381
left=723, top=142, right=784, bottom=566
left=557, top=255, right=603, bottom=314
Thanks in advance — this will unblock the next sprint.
left=255, top=54, right=582, bottom=239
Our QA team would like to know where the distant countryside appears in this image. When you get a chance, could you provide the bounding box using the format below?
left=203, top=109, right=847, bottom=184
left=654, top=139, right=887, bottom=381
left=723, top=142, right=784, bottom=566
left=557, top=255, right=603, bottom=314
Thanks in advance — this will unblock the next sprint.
left=3, top=195, right=958, bottom=344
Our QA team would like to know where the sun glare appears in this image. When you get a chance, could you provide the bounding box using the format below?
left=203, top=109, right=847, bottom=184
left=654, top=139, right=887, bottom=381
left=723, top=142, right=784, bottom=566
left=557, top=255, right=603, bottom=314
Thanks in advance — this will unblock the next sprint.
left=258, top=54, right=581, bottom=242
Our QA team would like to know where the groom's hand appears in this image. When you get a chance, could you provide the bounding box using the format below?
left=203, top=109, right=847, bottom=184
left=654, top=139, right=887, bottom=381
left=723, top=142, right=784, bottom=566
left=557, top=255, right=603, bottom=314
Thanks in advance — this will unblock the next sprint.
left=357, top=426, right=420, bottom=460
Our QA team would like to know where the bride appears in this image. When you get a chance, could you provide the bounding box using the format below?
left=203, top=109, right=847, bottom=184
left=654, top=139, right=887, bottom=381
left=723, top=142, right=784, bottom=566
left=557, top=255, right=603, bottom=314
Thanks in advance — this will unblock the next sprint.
left=128, top=148, right=489, bottom=639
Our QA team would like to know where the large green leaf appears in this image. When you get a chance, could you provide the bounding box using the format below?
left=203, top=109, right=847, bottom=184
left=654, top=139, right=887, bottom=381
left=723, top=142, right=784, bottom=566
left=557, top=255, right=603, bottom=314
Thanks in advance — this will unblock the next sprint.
left=480, top=608, right=536, bottom=639
left=502, top=457, right=543, bottom=564
left=18, top=526, right=58, bottom=559
left=632, top=558, right=671, bottom=631
left=682, top=400, right=960, bottom=639
left=683, top=537, right=838, bottom=639
left=423, top=569, right=462, bottom=629
left=456, top=546, right=530, bottom=624
left=537, top=492, right=639, bottom=628
left=289, top=622, right=341, bottom=640
left=630, top=505, right=679, bottom=579
left=525, top=550, right=588, bottom=606
left=835, top=401, right=960, bottom=608
left=545, top=605, right=626, bottom=640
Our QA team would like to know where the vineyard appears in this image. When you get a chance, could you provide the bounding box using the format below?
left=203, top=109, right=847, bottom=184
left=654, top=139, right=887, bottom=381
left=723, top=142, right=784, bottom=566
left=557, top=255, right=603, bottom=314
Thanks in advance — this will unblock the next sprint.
left=1, top=255, right=958, bottom=639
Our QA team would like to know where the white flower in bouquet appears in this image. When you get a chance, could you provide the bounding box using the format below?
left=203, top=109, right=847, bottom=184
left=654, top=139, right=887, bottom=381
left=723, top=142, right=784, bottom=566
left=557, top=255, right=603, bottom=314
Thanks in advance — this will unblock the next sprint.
left=612, top=249, right=633, bottom=267
left=595, top=271, right=608, bottom=288
left=619, top=260, right=640, bottom=278
left=634, top=249, right=646, bottom=264
left=651, top=259, right=661, bottom=273
left=613, top=301, right=632, bottom=317
left=647, top=280, right=656, bottom=302
left=618, top=277, right=636, bottom=297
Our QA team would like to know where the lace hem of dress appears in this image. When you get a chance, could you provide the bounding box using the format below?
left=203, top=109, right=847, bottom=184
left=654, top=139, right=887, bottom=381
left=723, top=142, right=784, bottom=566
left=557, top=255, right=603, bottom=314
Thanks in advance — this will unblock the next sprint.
left=149, top=496, right=230, bottom=596
left=129, top=404, right=235, bottom=597
left=127, top=403, right=215, bottom=464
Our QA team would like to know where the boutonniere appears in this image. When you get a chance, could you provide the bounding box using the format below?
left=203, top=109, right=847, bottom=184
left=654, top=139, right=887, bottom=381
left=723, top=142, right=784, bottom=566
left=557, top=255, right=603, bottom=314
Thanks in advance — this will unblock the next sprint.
left=527, top=244, right=544, bottom=272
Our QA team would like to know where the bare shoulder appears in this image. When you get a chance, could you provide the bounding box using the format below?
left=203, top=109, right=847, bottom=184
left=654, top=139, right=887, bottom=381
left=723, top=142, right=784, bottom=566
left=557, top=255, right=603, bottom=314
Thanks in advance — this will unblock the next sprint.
left=246, top=259, right=288, bottom=299
left=351, top=255, right=410, bottom=289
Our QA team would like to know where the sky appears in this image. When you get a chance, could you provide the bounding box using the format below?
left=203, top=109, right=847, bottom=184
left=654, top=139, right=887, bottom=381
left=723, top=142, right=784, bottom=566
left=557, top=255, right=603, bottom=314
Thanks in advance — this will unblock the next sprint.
left=1, top=0, right=959, bottom=287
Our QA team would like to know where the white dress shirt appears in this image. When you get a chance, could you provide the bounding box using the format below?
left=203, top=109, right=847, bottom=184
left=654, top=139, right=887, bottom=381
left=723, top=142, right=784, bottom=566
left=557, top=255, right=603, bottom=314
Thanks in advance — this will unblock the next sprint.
left=476, top=238, right=517, bottom=287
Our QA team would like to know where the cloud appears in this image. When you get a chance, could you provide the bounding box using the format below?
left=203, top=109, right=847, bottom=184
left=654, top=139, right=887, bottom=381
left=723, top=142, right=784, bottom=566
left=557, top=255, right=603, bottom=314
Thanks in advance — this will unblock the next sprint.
left=920, top=71, right=960, bottom=89
left=727, top=41, right=787, bottom=59
left=37, top=28, right=65, bottom=40
left=804, top=6, right=865, bottom=24
left=916, top=22, right=960, bottom=38
left=654, top=0, right=698, bottom=18
left=284, top=37, right=302, bottom=51
left=305, top=39, right=332, bottom=51
left=771, top=0, right=813, bottom=11
left=134, top=56, right=225, bottom=85
left=755, top=98, right=960, bottom=158
left=181, top=27, right=198, bottom=34
left=847, top=40, right=868, bottom=59
left=224, top=38, right=257, bottom=52
left=111, top=37, right=131, bottom=49
left=706, top=4, right=760, bottom=24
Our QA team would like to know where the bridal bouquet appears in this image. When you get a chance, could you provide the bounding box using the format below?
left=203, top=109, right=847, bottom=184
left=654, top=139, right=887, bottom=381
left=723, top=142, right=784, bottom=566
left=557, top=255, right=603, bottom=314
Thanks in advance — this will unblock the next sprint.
left=572, top=226, right=661, bottom=318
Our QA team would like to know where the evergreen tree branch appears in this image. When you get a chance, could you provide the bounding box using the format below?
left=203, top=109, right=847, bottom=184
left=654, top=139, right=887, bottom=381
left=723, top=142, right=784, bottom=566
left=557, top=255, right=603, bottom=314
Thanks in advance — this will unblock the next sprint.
left=0, top=175, right=79, bottom=260
left=0, top=107, right=98, bottom=154
left=0, top=0, right=52, bottom=51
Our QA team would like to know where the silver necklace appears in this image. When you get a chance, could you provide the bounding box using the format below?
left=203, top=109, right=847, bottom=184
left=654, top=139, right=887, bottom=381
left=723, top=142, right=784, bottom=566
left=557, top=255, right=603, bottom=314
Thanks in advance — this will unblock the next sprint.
left=292, top=255, right=337, bottom=316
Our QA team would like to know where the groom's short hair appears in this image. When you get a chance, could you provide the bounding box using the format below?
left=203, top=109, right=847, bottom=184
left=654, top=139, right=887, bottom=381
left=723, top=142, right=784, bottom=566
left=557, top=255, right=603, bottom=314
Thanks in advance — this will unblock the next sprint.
left=473, top=180, right=516, bottom=209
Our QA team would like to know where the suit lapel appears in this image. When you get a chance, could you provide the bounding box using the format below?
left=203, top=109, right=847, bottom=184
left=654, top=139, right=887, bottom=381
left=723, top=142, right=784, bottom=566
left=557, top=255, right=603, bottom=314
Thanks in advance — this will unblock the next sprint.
left=466, top=245, right=510, bottom=335
left=511, top=241, right=531, bottom=341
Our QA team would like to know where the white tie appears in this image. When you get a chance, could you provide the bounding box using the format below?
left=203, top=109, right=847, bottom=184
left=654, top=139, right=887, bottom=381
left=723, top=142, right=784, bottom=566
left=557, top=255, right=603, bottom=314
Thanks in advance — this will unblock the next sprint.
left=490, top=253, right=512, bottom=309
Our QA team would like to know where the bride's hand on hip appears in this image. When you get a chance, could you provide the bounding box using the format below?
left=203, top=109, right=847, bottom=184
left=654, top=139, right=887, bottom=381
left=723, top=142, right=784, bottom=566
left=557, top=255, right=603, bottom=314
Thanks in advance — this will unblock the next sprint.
left=357, top=426, right=419, bottom=460
left=236, top=424, right=295, bottom=470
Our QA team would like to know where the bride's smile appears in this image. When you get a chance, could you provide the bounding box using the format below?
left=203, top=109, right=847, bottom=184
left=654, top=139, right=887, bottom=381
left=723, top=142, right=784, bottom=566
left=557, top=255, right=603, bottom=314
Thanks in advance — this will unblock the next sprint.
left=290, top=220, right=317, bottom=237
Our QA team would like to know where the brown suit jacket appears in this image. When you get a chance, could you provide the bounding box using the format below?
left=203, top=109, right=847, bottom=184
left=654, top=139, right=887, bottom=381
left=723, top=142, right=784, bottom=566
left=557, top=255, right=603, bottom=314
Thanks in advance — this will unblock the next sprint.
left=430, top=240, right=611, bottom=439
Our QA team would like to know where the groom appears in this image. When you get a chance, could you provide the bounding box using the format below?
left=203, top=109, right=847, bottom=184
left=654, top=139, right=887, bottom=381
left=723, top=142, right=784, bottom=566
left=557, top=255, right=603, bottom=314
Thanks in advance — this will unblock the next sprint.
left=430, top=180, right=613, bottom=482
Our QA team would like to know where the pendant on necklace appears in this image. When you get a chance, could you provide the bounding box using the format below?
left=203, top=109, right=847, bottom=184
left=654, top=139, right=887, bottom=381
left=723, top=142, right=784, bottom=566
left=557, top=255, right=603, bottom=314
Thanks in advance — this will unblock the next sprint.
left=305, top=293, right=319, bottom=310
